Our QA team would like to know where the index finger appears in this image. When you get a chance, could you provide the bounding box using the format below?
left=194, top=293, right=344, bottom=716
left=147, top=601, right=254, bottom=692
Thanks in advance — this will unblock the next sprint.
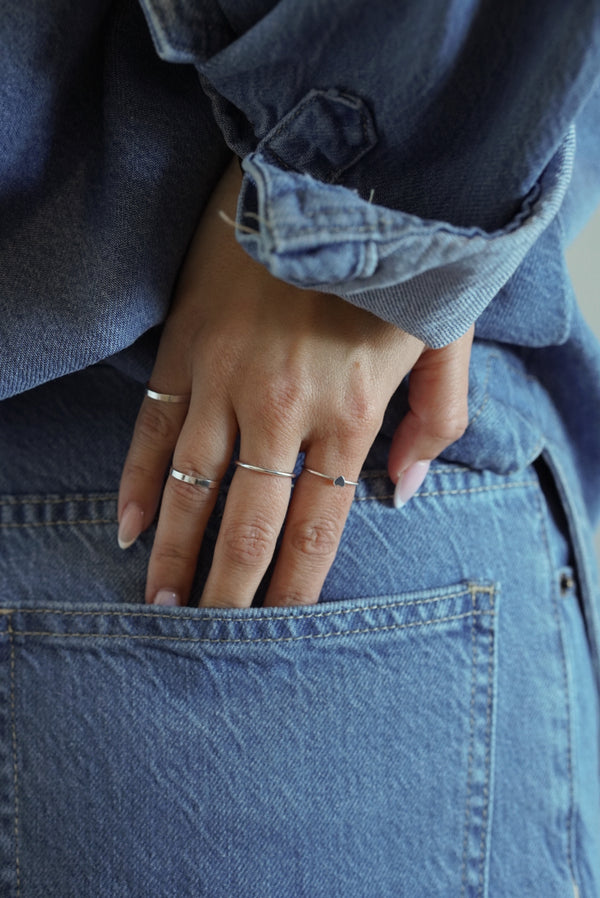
left=117, top=387, right=189, bottom=549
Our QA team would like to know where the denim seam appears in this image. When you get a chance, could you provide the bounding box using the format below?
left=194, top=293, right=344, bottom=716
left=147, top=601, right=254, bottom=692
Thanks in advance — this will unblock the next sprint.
left=478, top=592, right=496, bottom=896
left=459, top=584, right=496, bottom=897
left=252, top=185, right=544, bottom=238
left=0, top=481, right=537, bottom=519
left=8, top=608, right=495, bottom=645
left=460, top=589, right=478, bottom=898
left=355, top=480, right=537, bottom=502
left=534, top=484, right=579, bottom=890
left=358, top=466, right=470, bottom=478
left=0, top=519, right=116, bottom=530
left=1, top=586, right=488, bottom=624
left=7, top=617, right=21, bottom=898
left=0, top=495, right=117, bottom=506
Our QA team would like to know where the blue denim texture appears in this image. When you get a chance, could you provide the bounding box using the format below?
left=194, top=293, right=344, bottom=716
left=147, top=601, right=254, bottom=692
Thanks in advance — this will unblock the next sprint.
left=0, top=366, right=599, bottom=896
left=1, top=0, right=600, bottom=894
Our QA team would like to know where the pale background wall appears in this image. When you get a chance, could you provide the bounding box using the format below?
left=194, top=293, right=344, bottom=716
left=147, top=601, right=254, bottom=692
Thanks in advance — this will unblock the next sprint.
left=565, top=208, right=600, bottom=561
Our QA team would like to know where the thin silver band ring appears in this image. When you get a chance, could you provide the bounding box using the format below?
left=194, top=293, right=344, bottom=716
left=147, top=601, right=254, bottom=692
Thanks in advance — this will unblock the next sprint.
left=303, top=467, right=359, bottom=487
left=235, top=460, right=295, bottom=479
left=170, top=468, right=219, bottom=489
left=146, top=387, right=190, bottom=404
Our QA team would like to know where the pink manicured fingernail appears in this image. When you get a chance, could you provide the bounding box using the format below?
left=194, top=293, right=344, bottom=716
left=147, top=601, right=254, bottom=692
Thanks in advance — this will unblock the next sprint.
left=394, top=460, right=430, bottom=509
left=154, top=589, right=180, bottom=607
left=117, top=502, right=145, bottom=549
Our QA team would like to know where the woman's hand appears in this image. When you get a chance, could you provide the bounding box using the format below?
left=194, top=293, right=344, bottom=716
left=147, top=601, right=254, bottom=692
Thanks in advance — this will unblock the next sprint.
left=118, top=159, right=473, bottom=608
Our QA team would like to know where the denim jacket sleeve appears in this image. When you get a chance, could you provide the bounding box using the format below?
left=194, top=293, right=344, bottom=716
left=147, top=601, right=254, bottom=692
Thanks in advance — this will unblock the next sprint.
left=139, top=0, right=600, bottom=347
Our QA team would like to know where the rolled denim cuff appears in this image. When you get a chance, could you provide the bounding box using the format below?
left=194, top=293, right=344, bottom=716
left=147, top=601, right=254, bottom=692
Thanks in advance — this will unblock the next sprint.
left=236, top=128, right=574, bottom=348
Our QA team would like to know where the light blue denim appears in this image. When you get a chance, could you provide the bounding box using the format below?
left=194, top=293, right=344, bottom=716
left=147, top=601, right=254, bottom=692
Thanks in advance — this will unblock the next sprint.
left=1, top=1, right=600, bottom=895
left=0, top=365, right=599, bottom=897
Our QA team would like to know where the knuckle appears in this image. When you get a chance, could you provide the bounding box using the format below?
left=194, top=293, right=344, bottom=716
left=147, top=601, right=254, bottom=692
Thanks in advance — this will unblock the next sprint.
left=220, top=517, right=278, bottom=568
left=136, top=404, right=181, bottom=448
left=289, top=515, right=339, bottom=560
left=257, top=373, right=307, bottom=430
left=152, top=540, right=196, bottom=568
left=427, top=408, right=469, bottom=444
left=337, top=387, right=382, bottom=444
left=266, top=371, right=306, bottom=410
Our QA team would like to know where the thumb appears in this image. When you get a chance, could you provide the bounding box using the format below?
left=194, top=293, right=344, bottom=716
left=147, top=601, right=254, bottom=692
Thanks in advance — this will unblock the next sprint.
left=388, top=325, right=474, bottom=507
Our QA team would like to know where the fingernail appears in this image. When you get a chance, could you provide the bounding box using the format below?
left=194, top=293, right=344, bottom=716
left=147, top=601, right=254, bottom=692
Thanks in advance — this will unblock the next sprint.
left=154, top=589, right=180, bottom=607
left=394, top=460, right=430, bottom=509
left=117, top=502, right=145, bottom=550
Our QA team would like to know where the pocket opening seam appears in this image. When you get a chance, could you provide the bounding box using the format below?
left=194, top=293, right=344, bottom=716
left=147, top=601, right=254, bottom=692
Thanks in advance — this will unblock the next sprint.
left=1, top=585, right=491, bottom=625
left=7, top=608, right=495, bottom=646
left=355, top=480, right=537, bottom=503
left=0, top=518, right=116, bottom=530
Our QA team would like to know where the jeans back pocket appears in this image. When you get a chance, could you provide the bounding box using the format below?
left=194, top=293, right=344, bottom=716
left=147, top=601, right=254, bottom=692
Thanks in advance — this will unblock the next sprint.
left=1, top=582, right=497, bottom=898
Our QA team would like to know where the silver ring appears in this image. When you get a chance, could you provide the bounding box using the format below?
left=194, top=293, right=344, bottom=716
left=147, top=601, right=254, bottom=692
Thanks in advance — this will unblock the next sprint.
left=235, top=460, right=295, bottom=479
left=303, top=467, right=359, bottom=487
left=170, top=468, right=219, bottom=489
left=146, top=387, right=190, bottom=404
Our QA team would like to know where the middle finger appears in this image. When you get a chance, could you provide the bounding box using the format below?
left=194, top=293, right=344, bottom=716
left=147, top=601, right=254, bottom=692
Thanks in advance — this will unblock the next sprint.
left=198, top=435, right=300, bottom=608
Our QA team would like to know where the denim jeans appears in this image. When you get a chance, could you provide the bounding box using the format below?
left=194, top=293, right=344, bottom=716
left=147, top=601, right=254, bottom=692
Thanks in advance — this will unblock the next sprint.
left=0, top=365, right=598, bottom=897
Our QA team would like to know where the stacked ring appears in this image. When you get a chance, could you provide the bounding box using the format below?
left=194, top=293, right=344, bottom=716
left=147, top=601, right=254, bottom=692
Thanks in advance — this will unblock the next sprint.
left=170, top=468, right=219, bottom=489
left=235, top=460, right=295, bottom=479
left=303, top=467, right=359, bottom=487
left=146, top=387, right=190, bottom=404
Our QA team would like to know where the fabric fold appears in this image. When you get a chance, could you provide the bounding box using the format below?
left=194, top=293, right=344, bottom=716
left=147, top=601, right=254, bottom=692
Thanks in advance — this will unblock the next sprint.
left=236, top=129, right=574, bottom=347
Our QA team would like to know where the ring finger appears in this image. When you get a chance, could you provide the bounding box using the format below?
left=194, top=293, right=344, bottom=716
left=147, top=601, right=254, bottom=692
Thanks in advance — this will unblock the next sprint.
left=198, top=435, right=301, bottom=608
left=263, top=444, right=362, bottom=607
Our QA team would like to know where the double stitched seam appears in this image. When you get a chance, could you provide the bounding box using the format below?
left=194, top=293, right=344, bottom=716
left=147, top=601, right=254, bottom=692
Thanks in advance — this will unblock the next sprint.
left=6, top=588, right=475, bottom=625
left=357, top=466, right=492, bottom=480
left=0, top=519, right=116, bottom=530
left=460, top=589, right=479, bottom=898
left=258, top=135, right=547, bottom=237
left=534, top=487, right=578, bottom=887
left=478, top=587, right=496, bottom=897
left=252, top=218, right=485, bottom=239
left=354, top=480, right=537, bottom=503
left=263, top=147, right=296, bottom=175
left=0, top=494, right=116, bottom=506
left=10, top=609, right=495, bottom=646
left=8, top=617, right=22, bottom=898
left=250, top=203, right=542, bottom=239
left=460, top=587, right=496, bottom=897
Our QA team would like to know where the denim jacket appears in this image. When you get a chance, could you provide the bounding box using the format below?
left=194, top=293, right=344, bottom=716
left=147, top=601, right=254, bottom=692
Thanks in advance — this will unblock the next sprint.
left=0, top=0, right=599, bottom=677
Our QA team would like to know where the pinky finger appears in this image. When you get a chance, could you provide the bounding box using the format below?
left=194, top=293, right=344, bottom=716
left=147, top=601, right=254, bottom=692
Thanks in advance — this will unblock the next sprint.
left=388, top=326, right=474, bottom=507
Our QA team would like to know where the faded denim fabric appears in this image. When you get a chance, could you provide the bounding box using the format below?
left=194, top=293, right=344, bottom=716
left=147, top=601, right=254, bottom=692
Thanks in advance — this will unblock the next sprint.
left=0, top=366, right=599, bottom=897
left=1, top=1, right=600, bottom=895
